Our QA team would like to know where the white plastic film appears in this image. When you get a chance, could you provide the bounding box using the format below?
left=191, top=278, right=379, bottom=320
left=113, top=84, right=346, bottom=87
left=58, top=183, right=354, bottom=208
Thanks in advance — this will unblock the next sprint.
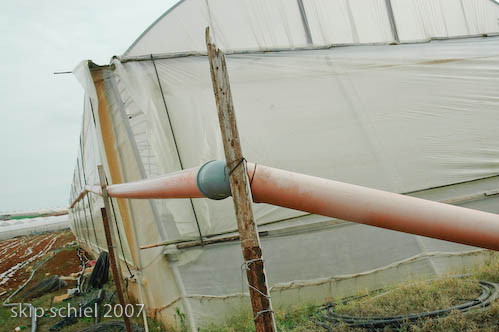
left=125, top=0, right=499, bottom=56
left=392, top=0, right=499, bottom=42
left=113, top=37, right=499, bottom=238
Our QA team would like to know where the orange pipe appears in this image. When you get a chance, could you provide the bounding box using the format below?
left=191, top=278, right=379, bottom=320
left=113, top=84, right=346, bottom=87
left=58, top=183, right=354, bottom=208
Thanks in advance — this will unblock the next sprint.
left=106, top=166, right=202, bottom=199
left=69, top=161, right=499, bottom=251
left=247, top=163, right=499, bottom=251
left=69, top=167, right=202, bottom=207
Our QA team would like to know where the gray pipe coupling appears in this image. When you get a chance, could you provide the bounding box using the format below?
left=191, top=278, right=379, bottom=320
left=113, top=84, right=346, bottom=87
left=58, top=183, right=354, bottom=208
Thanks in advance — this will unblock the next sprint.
left=196, top=160, right=232, bottom=200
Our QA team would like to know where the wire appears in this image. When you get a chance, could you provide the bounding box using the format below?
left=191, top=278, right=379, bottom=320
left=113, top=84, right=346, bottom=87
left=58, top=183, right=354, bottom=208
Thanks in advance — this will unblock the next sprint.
left=250, top=163, right=258, bottom=187
left=241, top=258, right=274, bottom=321
left=150, top=54, right=204, bottom=246
left=228, top=158, right=246, bottom=176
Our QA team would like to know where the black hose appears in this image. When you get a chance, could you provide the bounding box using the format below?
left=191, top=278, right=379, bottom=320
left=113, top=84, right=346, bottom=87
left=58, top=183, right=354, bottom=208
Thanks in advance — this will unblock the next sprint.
left=317, top=280, right=499, bottom=330
left=87, top=252, right=110, bottom=290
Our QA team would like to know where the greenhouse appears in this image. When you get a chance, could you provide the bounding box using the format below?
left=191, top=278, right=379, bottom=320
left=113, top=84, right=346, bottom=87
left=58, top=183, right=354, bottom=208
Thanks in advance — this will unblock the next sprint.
left=68, top=1, right=499, bottom=330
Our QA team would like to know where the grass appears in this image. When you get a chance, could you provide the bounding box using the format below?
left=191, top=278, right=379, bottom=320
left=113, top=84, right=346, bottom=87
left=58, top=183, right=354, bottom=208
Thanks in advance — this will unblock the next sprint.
left=199, top=304, right=320, bottom=332
left=200, top=252, right=499, bottom=332
left=333, top=277, right=481, bottom=317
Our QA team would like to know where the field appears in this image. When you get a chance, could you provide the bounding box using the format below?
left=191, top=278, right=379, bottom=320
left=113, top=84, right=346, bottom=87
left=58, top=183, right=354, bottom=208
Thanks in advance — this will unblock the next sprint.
left=0, top=231, right=164, bottom=332
left=0, top=231, right=75, bottom=291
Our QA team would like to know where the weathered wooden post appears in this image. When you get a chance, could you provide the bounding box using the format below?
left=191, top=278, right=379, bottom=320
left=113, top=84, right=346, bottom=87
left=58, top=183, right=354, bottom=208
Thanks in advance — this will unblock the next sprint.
left=205, top=27, right=277, bottom=332
left=98, top=165, right=133, bottom=332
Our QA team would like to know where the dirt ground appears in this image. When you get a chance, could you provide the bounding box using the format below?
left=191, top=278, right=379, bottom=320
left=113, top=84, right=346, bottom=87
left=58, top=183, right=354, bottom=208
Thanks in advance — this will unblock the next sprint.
left=0, top=230, right=163, bottom=332
left=0, top=230, right=78, bottom=293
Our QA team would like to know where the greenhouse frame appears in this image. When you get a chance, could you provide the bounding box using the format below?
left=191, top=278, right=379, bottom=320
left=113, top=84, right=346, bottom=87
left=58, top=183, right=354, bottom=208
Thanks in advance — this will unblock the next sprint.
left=69, top=1, right=499, bottom=329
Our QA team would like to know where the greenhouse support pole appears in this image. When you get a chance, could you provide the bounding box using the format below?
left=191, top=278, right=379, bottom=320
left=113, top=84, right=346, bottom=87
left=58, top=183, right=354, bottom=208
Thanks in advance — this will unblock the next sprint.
left=206, top=27, right=277, bottom=332
left=90, top=66, right=139, bottom=266
left=98, top=165, right=132, bottom=332
left=99, top=207, right=133, bottom=332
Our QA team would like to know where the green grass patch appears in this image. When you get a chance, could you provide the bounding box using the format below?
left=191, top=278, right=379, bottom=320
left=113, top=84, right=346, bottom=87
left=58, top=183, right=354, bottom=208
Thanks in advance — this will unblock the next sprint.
left=199, top=253, right=499, bottom=332
left=333, top=277, right=481, bottom=317
left=201, top=304, right=321, bottom=332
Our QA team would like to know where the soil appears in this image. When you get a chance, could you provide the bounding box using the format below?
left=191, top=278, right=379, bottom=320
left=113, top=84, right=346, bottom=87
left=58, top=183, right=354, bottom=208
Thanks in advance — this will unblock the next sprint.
left=0, top=230, right=79, bottom=293
left=41, top=249, right=82, bottom=277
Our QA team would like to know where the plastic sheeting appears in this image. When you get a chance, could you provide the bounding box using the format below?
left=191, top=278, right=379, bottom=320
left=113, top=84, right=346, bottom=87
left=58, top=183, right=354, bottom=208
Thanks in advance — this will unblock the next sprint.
left=125, top=0, right=499, bottom=56
left=68, top=92, right=133, bottom=261
left=392, top=0, right=499, bottom=41
left=69, top=11, right=499, bottom=329
left=71, top=63, right=189, bottom=328
left=0, top=215, right=69, bottom=241
left=112, top=37, right=499, bottom=239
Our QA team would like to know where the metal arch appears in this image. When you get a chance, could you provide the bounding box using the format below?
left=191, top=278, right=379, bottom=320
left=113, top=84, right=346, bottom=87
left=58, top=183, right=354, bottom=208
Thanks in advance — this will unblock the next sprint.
left=124, top=0, right=188, bottom=56
left=297, top=0, right=313, bottom=45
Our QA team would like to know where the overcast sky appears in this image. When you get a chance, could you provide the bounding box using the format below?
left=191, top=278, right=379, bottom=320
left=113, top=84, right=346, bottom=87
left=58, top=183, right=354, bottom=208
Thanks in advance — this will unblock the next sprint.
left=0, top=0, right=178, bottom=212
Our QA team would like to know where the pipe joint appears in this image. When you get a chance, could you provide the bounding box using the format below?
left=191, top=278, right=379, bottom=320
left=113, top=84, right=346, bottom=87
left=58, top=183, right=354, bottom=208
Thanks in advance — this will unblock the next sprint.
left=196, top=160, right=232, bottom=200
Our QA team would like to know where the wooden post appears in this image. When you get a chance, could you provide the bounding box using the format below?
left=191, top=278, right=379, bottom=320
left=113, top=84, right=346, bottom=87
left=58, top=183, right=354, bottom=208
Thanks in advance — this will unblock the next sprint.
left=205, top=27, right=277, bottom=332
left=98, top=165, right=133, bottom=332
